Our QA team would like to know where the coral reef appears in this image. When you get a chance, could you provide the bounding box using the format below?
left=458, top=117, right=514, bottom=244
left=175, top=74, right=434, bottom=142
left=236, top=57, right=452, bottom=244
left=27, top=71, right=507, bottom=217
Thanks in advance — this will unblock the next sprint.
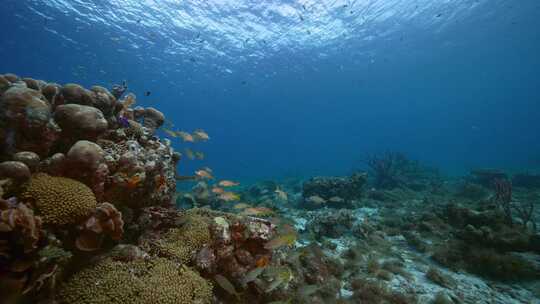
left=2, top=73, right=538, bottom=304
left=0, top=74, right=179, bottom=303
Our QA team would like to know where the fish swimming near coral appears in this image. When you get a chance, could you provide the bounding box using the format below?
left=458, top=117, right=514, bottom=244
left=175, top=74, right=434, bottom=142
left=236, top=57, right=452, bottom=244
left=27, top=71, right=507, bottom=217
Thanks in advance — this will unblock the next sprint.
left=264, top=266, right=294, bottom=292
left=241, top=207, right=274, bottom=217
left=184, top=148, right=195, bottom=160
left=242, top=266, right=265, bottom=286
left=233, top=203, right=251, bottom=209
left=218, top=180, right=240, bottom=187
left=176, top=131, right=195, bottom=142
left=163, top=128, right=178, bottom=138
left=264, top=231, right=297, bottom=250
left=307, top=195, right=326, bottom=205
left=218, top=191, right=240, bottom=202
left=328, top=196, right=344, bottom=203
left=214, top=274, right=241, bottom=298
left=192, top=129, right=210, bottom=141
left=212, top=187, right=225, bottom=194
left=195, top=169, right=213, bottom=179
left=194, top=151, right=205, bottom=160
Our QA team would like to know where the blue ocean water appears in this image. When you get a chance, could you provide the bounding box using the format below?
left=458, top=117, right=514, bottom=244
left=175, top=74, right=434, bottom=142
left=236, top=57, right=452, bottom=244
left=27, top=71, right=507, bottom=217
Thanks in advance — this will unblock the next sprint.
left=1, top=0, right=540, bottom=182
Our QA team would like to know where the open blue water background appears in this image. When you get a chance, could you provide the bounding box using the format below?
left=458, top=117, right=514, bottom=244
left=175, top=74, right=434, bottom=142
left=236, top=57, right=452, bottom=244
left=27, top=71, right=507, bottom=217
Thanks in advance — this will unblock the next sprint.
left=1, top=0, right=540, bottom=182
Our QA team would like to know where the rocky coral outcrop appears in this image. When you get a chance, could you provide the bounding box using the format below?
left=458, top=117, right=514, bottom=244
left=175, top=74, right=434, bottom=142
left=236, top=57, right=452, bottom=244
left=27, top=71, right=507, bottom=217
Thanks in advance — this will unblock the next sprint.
left=306, top=208, right=357, bottom=239
left=302, top=172, right=366, bottom=209
left=0, top=73, right=301, bottom=304
left=0, top=84, right=59, bottom=157
left=0, top=161, right=31, bottom=184
left=0, top=75, right=180, bottom=302
left=54, top=104, right=108, bottom=141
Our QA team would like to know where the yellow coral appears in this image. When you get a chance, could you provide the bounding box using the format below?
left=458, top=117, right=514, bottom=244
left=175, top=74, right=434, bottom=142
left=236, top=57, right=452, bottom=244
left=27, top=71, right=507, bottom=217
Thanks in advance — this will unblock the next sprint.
left=22, top=173, right=97, bottom=225
left=156, top=214, right=211, bottom=264
left=58, top=257, right=212, bottom=304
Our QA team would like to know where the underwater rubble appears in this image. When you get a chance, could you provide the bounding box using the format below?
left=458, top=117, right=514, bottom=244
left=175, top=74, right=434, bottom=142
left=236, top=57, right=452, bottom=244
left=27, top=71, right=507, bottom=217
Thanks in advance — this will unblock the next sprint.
left=1, top=73, right=539, bottom=304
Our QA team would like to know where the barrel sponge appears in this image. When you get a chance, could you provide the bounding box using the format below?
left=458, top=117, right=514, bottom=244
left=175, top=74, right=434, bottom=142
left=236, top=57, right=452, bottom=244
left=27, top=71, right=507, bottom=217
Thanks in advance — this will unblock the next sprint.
left=157, top=215, right=211, bottom=264
left=22, top=173, right=97, bottom=225
left=58, top=257, right=212, bottom=304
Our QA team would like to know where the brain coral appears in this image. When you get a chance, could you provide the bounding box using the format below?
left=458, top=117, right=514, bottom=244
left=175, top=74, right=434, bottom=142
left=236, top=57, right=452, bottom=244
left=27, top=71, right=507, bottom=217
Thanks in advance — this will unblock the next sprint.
left=58, top=257, right=212, bottom=304
left=156, top=214, right=211, bottom=264
left=22, top=173, right=97, bottom=225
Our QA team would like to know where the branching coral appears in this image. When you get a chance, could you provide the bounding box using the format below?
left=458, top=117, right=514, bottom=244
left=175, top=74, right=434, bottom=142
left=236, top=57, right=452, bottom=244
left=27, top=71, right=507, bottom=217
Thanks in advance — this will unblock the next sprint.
left=365, top=151, right=412, bottom=189
left=364, top=151, right=440, bottom=191
left=493, top=179, right=536, bottom=230
left=21, top=173, right=97, bottom=225
left=58, top=257, right=212, bottom=304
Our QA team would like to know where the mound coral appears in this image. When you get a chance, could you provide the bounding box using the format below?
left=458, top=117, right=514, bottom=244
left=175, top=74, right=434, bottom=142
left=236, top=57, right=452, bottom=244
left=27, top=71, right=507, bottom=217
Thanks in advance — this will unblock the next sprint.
left=0, top=160, right=31, bottom=184
left=54, top=104, right=108, bottom=141
left=58, top=257, right=212, bottom=304
left=22, top=173, right=97, bottom=225
left=144, top=213, right=211, bottom=264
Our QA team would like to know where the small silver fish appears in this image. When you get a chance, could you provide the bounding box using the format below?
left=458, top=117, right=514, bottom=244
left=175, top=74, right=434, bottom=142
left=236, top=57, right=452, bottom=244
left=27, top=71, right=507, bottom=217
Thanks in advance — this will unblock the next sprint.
left=242, top=267, right=265, bottom=285
left=214, top=274, right=240, bottom=298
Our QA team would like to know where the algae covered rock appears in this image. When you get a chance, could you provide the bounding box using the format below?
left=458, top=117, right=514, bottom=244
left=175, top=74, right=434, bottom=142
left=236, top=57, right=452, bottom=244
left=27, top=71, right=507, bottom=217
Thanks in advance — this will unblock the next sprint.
left=143, top=107, right=165, bottom=130
left=12, top=151, right=40, bottom=172
left=90, top=85, right=117, bottom=118
left=66, top=140, right=104, bottom=171
left=0, top=160, right=31, bottom=183
left=41, top=83, right=61, bottom=104
left=61, top=83, right=95, bottom=106
left=0, top=85, right=56, bottom=156
left=54, top=104, right=108, bottom=140
left=58, top=257, right=212, bottom=304
left=0, top=86, right=51, bottom=127
left=22, top=173, right=97, bottom=225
